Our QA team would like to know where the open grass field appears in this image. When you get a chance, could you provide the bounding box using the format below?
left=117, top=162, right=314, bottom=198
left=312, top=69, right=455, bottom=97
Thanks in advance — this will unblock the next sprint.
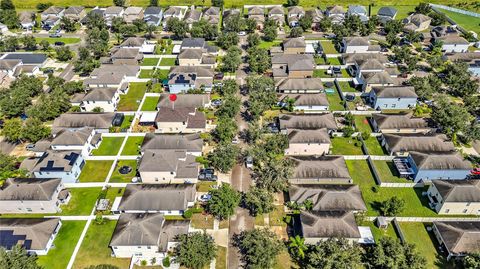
left=117, top=82, right=148, bottom=111
left=141, top=96, right=160, bottom=111
left=331, top=137, right=363, bottom=155
left=35, top=37, right=81, bottom=44
left=191, top=213, right=214, bottom=229
left=438, top=8, right=480, bottom=35
left=73, top=220, right=130, bottom=269
left=109, top=160, right=138, bottom=183
left=38, top=221, right=87, bottom=269
left=60, top=188, right=101, bottom=216
left=121, top=136, right=145, bottom=155
left=258, top=40, right=282, bottom=49
left=337, top=81, right=357, bottom=93
left=78, top=160, right=113, bottom=182
left=319, top=40, right=338, bottom=54
left=91, top=136, right=125, bottom=156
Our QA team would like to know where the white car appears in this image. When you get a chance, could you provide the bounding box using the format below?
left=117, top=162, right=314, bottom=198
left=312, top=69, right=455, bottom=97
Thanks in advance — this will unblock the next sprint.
left=238, top=31, right=246, bottom=36
left=198, top=194, right=212, bottom=202
left=245, top=156, right=253, bottom=169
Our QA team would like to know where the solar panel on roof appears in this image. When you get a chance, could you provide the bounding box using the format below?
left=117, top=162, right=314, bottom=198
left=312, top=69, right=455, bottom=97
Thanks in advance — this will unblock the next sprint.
left=0, top=230, right=32, bottom=250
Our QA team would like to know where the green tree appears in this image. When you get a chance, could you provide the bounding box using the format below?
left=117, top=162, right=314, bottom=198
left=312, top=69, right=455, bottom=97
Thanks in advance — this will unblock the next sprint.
left=223, top=14, right=245, bottom=33
left=288, top=235, right=307, bottom=260
left=443, top=62, right=478, bottom=97
left=166, top=17, right=188, bottom=39
left=262, top=19, right=278, bottom=42
left=407, top=75, right=440, bottom=101
left=217, top=32, right=239, bottom=50
left=247, top=33, right=260, bottom=47
left=22, top=118, right=51, bottom=143
left=318, top=17, right=332, bottom=32
left=173, top=232, right=217, bottom=269
left=55, top=46, right=74, bottom=61
left=221, top=46, right=242, bottom=73
left=61, top=16, right=76, bottom=32
left=206, top=184, right=241, bottom=220
left=304, top=238, right=363, bottom=269
left=36, top=2, right=52, bottom=12
left=190, top=19, right=218, bottom=40
left=1, top=118, right=23, bottom=142
left=0, top=9, right=19, bottom=29
left=286, top=0, right=299, bottom=6
left=207, top=142, right=240, bottom=173
left=3, top=36, right=19, bottom=52
left=415, top=2, right=431, bottom=14
left=365, top=237, right=427, bottom=269
left=431, top=95, right=473, bottom=140
left=299, top=15, right=313, bottom=31
left=213, top=117, right=238, bottom=142
left=0, top=0, right=15, bottom=10
left=463, top=252, right=480, bottom=269
left=247, top=76, right=276, bottom=120
left=235, top=228, right=283, bottom=269
left=254, top=158, right=293, bottom=192
left=86, top=20, right=110, bottom=58
left=211, top=0, right=223, bottom=7
left=215, top=95, right=241, bottom=119
left=74, top=47, right=100, bottom=75
left=247, top=47, right=271, bottom=74
left=215, top=79, right=238, bottom=96
left=289, top=26, right=303, bottom=37
left=113, top=0, right=125, bottom=6
left=22, top=35, right=37, bottom=51
left=39, top=39, right=50, bottom=51
left=0, top=153, right=26, bottom=184
left=0, top=245, right=42, bottom=269
left=429, top=12, right=447, bottom=26
left=149, top=0, right=158, bottom=6
left=245, top=18, right=257, bottom=33
left=379, top=196, right=405, bottom=216
left=243, top=186, right=274, bottom=216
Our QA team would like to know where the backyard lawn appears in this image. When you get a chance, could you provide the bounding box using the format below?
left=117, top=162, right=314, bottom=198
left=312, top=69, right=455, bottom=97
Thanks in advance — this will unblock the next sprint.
left=36, top=37, right=81, bottom=44
left=319, top=40, right=338, bottom=54
left=346, top=160, right=437, bottom=217
left=337, top=81, right=357, bottom=93
left=216, top=246, right=227, bottom=269
left=196, top=181, right=218, bottom=192
left=109, top=160, right=138, bottom=183
left=258, top=40, right=282, bottom=49
left=91, top=137, right=125, bottom=156
left=159, top=57, right=177, bottom=66
left=399, top=222, right=447, bottom=269
left=117, top=82, right=148, bottom=111
left=139, top=69, right=154, bottom=78
left=325, top=90, right=344, bottom=111
left=269, top=205, right=287, bottom=227
left=141, top=96, right=160, bottom=111
left=331, top=137, right=363, bottom=155
left=354, top=115, right=372, bottom=133
left=191, top=213, right=214, bottom=229
left=78, top=160, right=113, bottom=182
left=59, top=188, right=101, bottom=216
left=361, top=220, right=398, bottom=243
left=373, top=160, right=411, bottom=183
left=104, top=187, right=125, bottom=202
left=120, top=115, right=134, bottom=130
left=73, top=220, right=130, bottom=269
left=439, top=8, right=480, bottom=34
left=121, top=136, right=145, bottom=155
left=141, top=58, right=160, bottom=66
left=325, top=57, right=341, bottom=65
left=363, top=137, right=386, bottom=156
left=38, top=221, right=86, bottom=269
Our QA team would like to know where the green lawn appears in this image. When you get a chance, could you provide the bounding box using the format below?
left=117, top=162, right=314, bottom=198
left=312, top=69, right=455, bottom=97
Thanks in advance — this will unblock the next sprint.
left=373, top=160, right=411, bottom=183
left=258, top=40, right=282, bottom=49
left=346, top=160, right=437, bottom=217
left=91, top=137, right=125, bottom=156
left=439, top=8, right=480, bottom=35
left=73, top=220, right=130, bottom=269
left=78, top=160, right=113, bottom=182
left=326, top=57, right=341, bottom=65
left=121, top=136, right=144, bottom=155
left=337, top=81, right=357, bottom=93
left=363, top=137, right=386, bottom=156
left=109, top=160, right=138, bottom=183
left=120, top=115, right=134, bottom=130
left=141, top=58, right=160, bottom=66
left=159, top=57, right=176, bottom=66
left=35, top=37, right=81, bottom=44
left=139, top=69, right=154, bottom=78
left=196, top=181, right=218, bottom=192
left=117, top=82, right=148, bottom=111
left=361, top=220, right=398, bottom=243
left=191, top=213, right=214, bottom=229
left=60, top=188, right=101, bottom=216
left=326, top=90, right=344, bottom=111
left=354, top=115, right=372, bottom=133
left=216, top=246, right=227, bottom=269
left=331, top=137, right=363, bottom=155
left=319, top=40, right=338, bottom=54
left=141, top=96, right=160, bottom=111
left=269, top=205, right=287, bottom=227
left=38, top=221, right=87, bottom=269
left=104, top=187, right=125, bottom=202
left=399, top=222, right=447, bottom=269
left=154, top=69, right=170, bottom=80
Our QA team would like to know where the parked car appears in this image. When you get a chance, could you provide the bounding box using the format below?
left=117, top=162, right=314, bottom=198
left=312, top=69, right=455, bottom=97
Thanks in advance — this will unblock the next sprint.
left=245, top=156, right=253, bottom=169
left=238, top=31, right=246, bottom=36
left=212, top=99, right=222, bottom=107
left=198, top=194, right=212, bottom=202
left=49, top=33, right=62, bottom=38
left=25, top=144, right=35, bottom=150
left=112, top=113, right=125, bottom=127
left=54, top=41, right=65, bottom=46
left=214, top=72, right=224, bottom=80
left=345, top=94, right=355, bottom=102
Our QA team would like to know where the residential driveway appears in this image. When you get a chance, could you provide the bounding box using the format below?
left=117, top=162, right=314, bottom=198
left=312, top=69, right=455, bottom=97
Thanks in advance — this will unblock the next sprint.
left=228, top=207, right=254, bottom=269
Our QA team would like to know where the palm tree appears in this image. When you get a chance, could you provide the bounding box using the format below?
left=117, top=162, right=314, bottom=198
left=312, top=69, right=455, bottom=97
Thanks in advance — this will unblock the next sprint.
left=288, top=235, right=307, bottom=260
left=302, top=199, right=314, bottom=211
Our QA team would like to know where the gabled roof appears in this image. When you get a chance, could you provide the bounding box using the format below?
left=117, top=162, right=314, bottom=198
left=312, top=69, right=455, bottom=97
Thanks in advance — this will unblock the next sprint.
left=120, top=37, right=146, bottom=47
left=2, top=53, right=47, bottom=65
left=105, top=6, right=124, bottom=15
left=91, top=65, right=140, bottom=77
left=289, top=184, right=366, bottom=211
left=378, top=7, right=397, bottom=17
left=372, top=86, right=417, bottom=98
left=433, top=221, right=480, bottom=255
left=283, top=37, right=306, bottom=49
left=64, top=6, right=85, bottom=15
left=19, top=12, right=35, bottom=24
left=53, top=113, right=114, bottom=131
left=164, top=6, right=186, bottom=16
left=306, top=9, right=324, bottom=22
left=169, top=66, right=214, bottom=79
left=438, top=35, right=470, bottom=45
left=248, top=6, right=264, bottom=16
left=272, top=54, right=315, bottom=71
left=32, top=150, right=81, bottom=173
left=119, top=184, right=196, bottom=211
left=139, top=150, right=199, bottom=178
left=141, top=133, right=203, bottom=152
left=288, top=6, right=305, bottom=15
left=410, top=151, right=472, bottom=171
left=327, top=5, right=345, bottom=15
left=344, top=36, right=369, bottom=46
left=300, top=210, right=360, bottom=239
left=51, top=127, right=94, bottom=146
left=42, top=6, right=64, bottom=15
left=383, top=133, right=456, bottom=153
left=348, top=5, right=367, bottom=15
left=0, top=59, right=21, bottom=71
left=287, top=128, right=331, bottom=144
left=111, top=48, right=141, bottom=60
left=144, top=6, right=162, bottom=15
left=290, top=155, right=351, bottom=180
left=0, top=218, right=60, bottom=251
left=184, top=10, right=202, bottom=23
left=157, top=93, right=210, bottom=109
left=178, top=49, right=204, bottom=60
left=0, top=178, right=61, bottom=201
left=362, top=71, right=397, bottom=85
left=342, top=53, right=389, bottom=65
left=279, top=93, right=329, bottom=107
left=155, top=107, right=206, bottom=128
left=359, top=58, right=385, bottom=71
left=432, top=180, right=480, bottom=203
left=82, top=88, right=117, bottom=102
left=279, top=113, right=337, bottom=130
left=268, top=6, right=284, bottom=16
left=181, top=37, right=206, bottom=48
left=203, top=6, right=220, bottom=16
left=124, top=6, right=143, bottom=15
left=372, top=113, right=431, bottom=130
left=276, top=78, right=324, bottom=91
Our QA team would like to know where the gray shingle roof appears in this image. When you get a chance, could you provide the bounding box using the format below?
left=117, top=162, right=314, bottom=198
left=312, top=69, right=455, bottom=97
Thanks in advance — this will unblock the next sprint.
left=178, top=49, right=204, bottom=60
left=3, top=53, right=47, bottom=65
left=344, top=36, right=369, bottom=46
left=290, top=155, right=351, bottom=181
left=141, top=134, right=203, bottom=152
left=362, top=71, right=398, bottom=85
left=0, top=59, right=21, bottom=71
left=433, top=180, right=480, bottom=203
left=342, top=53, right=389, bottom=65
left=64, top=6, right=84, bottom=15
left=119, top=184, right=196, bottom=211
left=279, top=113, right=337, bottom=130
left=289, top=184, right=366, bottom=211
left=433, top=221, right=480, bottom=255
left=279, top=93, right=329, bottom=107
left=82, top=88, right=117, bottom=102
left=157, top=93, right=210, bottom=109
left=31, top=150, right=81, bottom=173
left=438, top=35, right=470, bottom=45
left=410, top=151, right=472, bottom=170
left=378, top=7, right=397, bottom=17
left=372, top=86, right=418, bottom=98
left=372, top=113, right=431, bottom=130
left=283, top=37, right=306, bottom=49
left=53, top=113, right=114, bottom=131
left=51, top=127, right=94, bottom=146
left=383, top=133, right=456, bottom=153
left=276, top=78, right=324, bottom=91
left=272, top=54, right=315, bottom=71
left=138, top=149, right=199, bottom=179
left=287, top=128, right=330, bottom=144
left=0, top=218, right=60, bottom=251
left=300, top=210, right=360, bottom=239
left=144, top=6, right=162, bottom=16
left=120, top=37, right=146, bottom=47
left=0, top=178, right=61, bottom=201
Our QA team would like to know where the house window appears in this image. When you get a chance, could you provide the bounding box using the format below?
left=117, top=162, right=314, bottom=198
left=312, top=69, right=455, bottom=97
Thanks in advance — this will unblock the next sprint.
left=391, top=104, right=396, bottom=108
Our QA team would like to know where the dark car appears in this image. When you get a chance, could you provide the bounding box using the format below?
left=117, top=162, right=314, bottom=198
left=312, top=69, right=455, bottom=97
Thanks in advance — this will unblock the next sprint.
left=43, top=68, right=54, bottom=75
left=112, top=113, right=125, bottom=127
left=345, top=94, right=355, bottom=102
left=200, top=168, right=215, bottom=175
left=54, top=41, right=65, bottom=46
left=198, top=173, right=218, bottom=181
left=214, top=73, right=224, bottom=80
left=332, top=67, right=342, bottom=74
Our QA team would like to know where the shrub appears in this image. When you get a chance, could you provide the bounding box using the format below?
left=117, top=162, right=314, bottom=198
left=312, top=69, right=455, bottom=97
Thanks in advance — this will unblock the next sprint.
left=371, top=186, right=378, bottom=193
left=283, top=215, right=292, bottom=224
left=183, top=209, right=193, bottom=218
left=140, top=260, right=147, bottom=266
left=162, top=256, right=171, bottom=267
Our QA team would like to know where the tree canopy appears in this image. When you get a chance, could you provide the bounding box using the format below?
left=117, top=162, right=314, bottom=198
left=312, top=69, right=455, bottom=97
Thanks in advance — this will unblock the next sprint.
left=0, top=245, right=42, bottom=269
left=303, top=238, right=363, bottom=269
left=243, top=186, right=275, bottom=216
left=173, top=232, right=217, bottom=269
left=207, top=142, right=240, bottom=173
left=235, top=228, right=283, bottom=269
left=206, top=183, right=241, bottom=220
left=365, top=237, right=427, bottom=269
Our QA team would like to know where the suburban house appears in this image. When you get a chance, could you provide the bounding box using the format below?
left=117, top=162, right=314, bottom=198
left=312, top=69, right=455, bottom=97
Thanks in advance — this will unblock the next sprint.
left=104, top=6, right=124, bottom=26
left=138, top=149, right=199, bottom=183
left=140, top=133, right=203, bottom=156
left=110, top=47, right=144, bottom=64
left=377, top=7, right=397, bottom=24
left=432, top=221, right=480, bottom=259
left=109, top=213, right=190, bottom=259
left=64, top=6, right=86, bottom=21
left=306, top=9, right=324, bottom=30
left=368, top=86, right=418, bottom=110
left=123, top=7, right=144, bottom=23
left=180, top=38, right=218, bottom=53
left=0, top=59, right=22, bottom=78
left=272, top=54, right=315, bottom=79
left=120, top=37, right=155, bottom=54
left=289, top=156, right=352, bottom=184
left=52, top=112, right=115, bottom=134
left=0, top=178, right=69, bottom=214
left=289, top=184, right=367, bottom=211
left=285, top=128, right=331, bottom=156
left=287, top=6, right=305, bottom=27
left=41, top=6, right=64, bottom=29
left=403, top=13, right=431, bottom=32
left=203, top=7, right=220, bottom=25
left=444, top=53, right=480, bottom=76
left=163, top=6, right=188, bottom=27
left=381, top=133, right=456, bottom=156
left=19, top=11, right=36, bottom=30
left=370, top=113, right=434, bottom=134
left=427, top=180, right=480, bottom=215
left=348, top=55, right=389, bottom=79
left=407, top=151, right=472, bottom=182
left=31, top=151, right=85, bottom=183
left=247, top=6, right=265, bottom=30
left=268, top=6, right=285, bottom=27
left=72, top=87, right=120, bottom=112
left=144, top=6, right=163, bottom=26
left=283, top=37, right=306, bottom=54
left=341, top=37, right=380, bottom=54
left=343, top=53, right=389, bottom=67
left=347, top=5, right=368, bottom=22
left=279, top=113, right=338, bottom=131
left=278, top=93, right=329, bottom=112
left=33, top=127, right=100, bottom=157
left=276, top=78, right=324, bottom=93
left=325, top=5, right=346, bottom=24
left=81, top=8, right=105, bottom=25
left=0, top=218, right=61, bottom=256
left=360, top=71, right=398, bottom=92
left=167, top=66, right=214, bottom=93
left=155, top=106, right=207, bottom=134
left=85, top=65, right=139, bottom=88
left=156, top=93, right=211, bottom=110
left=299, top=211, right=363, bottom=244
left=184, top=9, right=203, bottom=29
left=115, top=184, right=196, bottom=215
left=1, top=53, right=47, bottom=68
left=178, top=49, right=216, bottom=67
left=435, top=35, right=470, bottom=53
